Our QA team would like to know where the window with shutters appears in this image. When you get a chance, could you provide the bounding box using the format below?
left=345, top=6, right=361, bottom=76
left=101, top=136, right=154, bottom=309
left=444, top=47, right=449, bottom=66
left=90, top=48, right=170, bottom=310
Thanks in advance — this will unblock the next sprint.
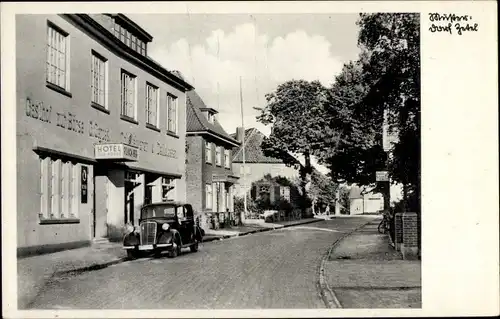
left=39, top=156, right=80, bottom=221
left=46, top=22, right=70, bottom=91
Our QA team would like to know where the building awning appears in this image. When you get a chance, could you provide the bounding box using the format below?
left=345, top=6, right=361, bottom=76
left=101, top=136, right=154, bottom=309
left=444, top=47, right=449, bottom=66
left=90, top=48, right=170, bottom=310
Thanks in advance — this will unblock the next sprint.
left=212, top=174, right=240, bottom=184
left=94, top=143, right=138, bottom=162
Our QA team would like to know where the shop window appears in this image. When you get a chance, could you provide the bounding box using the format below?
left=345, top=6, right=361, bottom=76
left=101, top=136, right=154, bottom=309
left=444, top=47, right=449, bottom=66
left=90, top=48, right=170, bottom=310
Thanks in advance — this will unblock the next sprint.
left=205, top=183, right=213, bottom=209
left=161, top=177, right=175, bottom=201
left=40, top=156, right=79, bottom=220
left=46, top=21, right=70, bottom=91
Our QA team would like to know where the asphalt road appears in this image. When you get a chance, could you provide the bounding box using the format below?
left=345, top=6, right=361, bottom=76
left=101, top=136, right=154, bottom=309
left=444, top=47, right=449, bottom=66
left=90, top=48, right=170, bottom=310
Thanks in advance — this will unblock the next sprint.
left=30, top=217, right=370, bottom=309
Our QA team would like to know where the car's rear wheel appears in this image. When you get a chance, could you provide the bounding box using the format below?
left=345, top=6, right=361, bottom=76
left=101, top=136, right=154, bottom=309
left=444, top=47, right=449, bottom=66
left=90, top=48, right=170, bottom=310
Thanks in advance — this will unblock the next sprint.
left=190, top=241, right=199, bottom=252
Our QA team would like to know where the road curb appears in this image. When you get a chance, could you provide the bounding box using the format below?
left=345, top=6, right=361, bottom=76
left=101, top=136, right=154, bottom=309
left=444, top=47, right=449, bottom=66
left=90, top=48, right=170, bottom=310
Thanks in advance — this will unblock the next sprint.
left=318, top=220, right=373, bottom=309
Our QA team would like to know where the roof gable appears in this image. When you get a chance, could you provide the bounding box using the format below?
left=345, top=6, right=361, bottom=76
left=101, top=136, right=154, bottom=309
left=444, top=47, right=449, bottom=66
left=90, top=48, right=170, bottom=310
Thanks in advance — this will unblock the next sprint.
left=186, top=90, right=239, bottom=147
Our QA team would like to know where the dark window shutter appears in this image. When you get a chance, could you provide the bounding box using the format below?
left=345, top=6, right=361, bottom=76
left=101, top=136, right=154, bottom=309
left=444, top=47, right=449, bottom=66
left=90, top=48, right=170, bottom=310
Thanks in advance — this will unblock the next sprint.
left=251, top=186, right=256, bottom=200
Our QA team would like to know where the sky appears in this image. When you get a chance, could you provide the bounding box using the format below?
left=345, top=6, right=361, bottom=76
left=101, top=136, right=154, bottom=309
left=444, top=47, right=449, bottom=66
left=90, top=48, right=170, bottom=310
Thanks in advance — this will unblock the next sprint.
left=128, top=13, right=363, bottom=174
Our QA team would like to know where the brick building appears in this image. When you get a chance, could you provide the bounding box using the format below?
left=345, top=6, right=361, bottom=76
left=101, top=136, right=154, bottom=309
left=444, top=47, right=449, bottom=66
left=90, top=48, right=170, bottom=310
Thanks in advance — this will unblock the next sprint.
left=16, top=14, right=192, bottom=256
left=185, top=90, right=240, bottom=229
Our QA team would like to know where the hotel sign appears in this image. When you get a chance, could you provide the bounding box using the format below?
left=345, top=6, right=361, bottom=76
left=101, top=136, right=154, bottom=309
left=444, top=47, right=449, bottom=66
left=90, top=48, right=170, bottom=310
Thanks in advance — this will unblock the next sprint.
left=95, top=143, right=138, bottom=161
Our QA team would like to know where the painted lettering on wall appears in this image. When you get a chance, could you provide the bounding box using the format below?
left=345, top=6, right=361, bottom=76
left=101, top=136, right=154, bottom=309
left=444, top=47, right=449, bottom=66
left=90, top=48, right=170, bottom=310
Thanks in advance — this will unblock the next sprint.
left=120, top=132, right=149, bottom=152
left=56, top=111, right=85, bottom=134
left=25, top=98, right=52, bottom=123
left=155, top=141, right=178, bottom=159
left=89, top=120, right=111, bottom=143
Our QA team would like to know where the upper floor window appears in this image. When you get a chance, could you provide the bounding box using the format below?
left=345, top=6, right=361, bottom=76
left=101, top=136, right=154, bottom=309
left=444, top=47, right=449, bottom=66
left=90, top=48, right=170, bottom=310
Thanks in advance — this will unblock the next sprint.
left=167, top=94, right=178, bottom=134
left=120, top=70, right=137, bottom=120
left=91, top=51, right=107, bottom=108
left=215, top=146, right=222, bottom=166
left=224, top=149, right=231, bottom=168
left=113, top=21, right=147, bottom=56
left=207, top=112, right=214, bottom=123
left=46, top=22, right=70, bottom=90
left=205, top=141, right=212, bottom=164
left=145, top=83, right=159, bottom=127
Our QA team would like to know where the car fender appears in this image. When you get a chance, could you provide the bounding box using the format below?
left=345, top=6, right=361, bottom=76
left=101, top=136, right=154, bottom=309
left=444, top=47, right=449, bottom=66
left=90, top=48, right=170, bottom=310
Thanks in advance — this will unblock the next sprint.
left=195, top=226, right=204, bottom=241
left=123, top=232, right=139, bottom=246
left=170, top=229, right=182, bottom=246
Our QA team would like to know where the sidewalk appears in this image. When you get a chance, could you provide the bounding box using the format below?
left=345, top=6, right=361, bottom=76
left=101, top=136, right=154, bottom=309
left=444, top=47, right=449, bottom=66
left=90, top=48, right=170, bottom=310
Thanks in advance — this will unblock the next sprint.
left=321, top=217, right=421, bottom=308
left=18, top=241, right=126, bottom=309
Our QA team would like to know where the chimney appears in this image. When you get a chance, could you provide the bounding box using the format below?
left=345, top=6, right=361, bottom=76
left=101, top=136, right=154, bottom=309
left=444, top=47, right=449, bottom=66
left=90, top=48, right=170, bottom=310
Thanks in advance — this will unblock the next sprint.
left=235, top=127, right=245, bottom=143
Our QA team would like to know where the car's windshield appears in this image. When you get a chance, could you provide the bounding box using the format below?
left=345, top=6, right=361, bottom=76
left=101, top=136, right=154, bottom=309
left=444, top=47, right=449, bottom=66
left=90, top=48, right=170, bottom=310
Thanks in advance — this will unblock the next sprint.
left=141, top=205, right=177, bottom=219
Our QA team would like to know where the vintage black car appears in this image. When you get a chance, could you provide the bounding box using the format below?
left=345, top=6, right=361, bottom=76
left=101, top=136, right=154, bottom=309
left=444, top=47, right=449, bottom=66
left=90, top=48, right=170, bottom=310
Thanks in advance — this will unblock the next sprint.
left=123, top=202, right=204, bottom=259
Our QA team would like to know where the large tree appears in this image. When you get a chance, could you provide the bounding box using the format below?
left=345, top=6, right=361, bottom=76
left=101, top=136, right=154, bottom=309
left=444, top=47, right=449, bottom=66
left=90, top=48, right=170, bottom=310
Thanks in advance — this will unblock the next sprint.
left=316, top=13, right=420, bottom=212
left=256, top=80, right=328, bottom=216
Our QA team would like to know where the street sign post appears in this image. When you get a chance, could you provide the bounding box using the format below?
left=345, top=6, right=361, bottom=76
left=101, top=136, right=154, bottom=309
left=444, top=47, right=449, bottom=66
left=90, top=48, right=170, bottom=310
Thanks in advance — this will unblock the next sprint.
left=376, top=171, right=389, bottom=182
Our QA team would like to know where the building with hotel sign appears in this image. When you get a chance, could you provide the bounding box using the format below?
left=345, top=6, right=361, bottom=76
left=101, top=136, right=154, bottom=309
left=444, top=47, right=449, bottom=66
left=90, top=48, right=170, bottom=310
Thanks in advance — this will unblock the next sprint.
left=16, top=14, right=193, bottom=256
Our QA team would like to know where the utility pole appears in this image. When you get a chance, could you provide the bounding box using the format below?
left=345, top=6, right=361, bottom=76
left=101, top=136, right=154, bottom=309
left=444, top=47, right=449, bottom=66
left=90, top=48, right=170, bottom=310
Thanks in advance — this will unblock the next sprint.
left=240, top=76, right=247, bottom=223
left=379, top=109, right=391, bottom=215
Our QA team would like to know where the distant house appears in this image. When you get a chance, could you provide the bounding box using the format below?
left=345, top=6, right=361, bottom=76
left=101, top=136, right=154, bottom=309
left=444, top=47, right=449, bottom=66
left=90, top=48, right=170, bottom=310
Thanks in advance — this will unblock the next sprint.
left=231, top=128, right=300, bottom=202
left=349, top=186, right=384, bottom=215
left=185, top=90, right=240, bottom=229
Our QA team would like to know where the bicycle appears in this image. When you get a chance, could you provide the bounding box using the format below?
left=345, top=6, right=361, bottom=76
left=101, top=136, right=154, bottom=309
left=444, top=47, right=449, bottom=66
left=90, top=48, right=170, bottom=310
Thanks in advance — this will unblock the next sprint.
left=378, top=211, right=391, bottom=234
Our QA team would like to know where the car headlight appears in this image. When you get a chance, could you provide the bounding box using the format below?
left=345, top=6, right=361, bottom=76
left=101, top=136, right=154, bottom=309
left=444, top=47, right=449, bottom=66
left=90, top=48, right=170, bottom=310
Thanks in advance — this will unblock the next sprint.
left=126, top=224, right=134, bottom=233
left=162, top=223, right=170, bottom=231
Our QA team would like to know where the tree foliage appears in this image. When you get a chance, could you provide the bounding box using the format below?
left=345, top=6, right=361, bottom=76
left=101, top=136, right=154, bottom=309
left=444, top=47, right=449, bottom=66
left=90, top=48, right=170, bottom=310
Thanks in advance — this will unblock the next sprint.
left=257, top=80, right=329, bottom=215
left=315, top=13, right=420, bottom=212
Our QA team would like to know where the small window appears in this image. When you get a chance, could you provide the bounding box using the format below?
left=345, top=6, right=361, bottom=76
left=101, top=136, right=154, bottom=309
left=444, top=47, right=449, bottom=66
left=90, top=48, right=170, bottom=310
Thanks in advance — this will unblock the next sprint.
left=161, top=177, right=175, bottom=201
left=121, top=70, right=137, bottom=119
left=46, top=22, right=70, bottom=90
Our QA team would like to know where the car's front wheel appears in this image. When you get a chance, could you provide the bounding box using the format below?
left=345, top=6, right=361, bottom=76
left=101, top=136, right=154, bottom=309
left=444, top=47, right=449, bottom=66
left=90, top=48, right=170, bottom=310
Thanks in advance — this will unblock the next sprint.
left=168, top=242, right=180, bottom=258
left=127, top=250, right=138, bottom=260
left=190, top=241, right=199, bottom=252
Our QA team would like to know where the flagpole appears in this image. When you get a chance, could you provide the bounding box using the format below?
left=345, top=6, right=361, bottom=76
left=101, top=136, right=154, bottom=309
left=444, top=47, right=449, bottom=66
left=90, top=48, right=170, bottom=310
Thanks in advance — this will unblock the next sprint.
left=240, top=76, right=247, bottom=222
